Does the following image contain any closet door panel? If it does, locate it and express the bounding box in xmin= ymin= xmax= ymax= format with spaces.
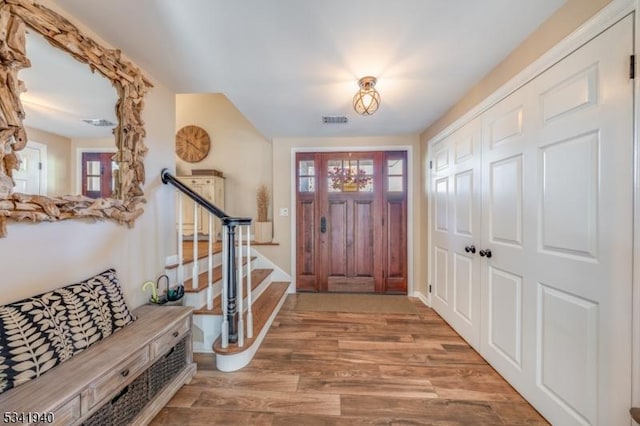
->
xmin=434 ymin=246 xmax=449 ymax=305
xmin=434 ymin=177 xmax=449 ymax=232
xmin=453 ymin=253 xmax=473 ymax=323
xmin=431 ymin=119 xmax=482 ymax=349
xmin=488 ymin=266 xmax=522 ymax=369
xmin=527 ymin=16 xmax=633 ymax=425
xmin=537 ymin=284 xmax=598 ymax=423
xmin=431 ymin=141 xmax=452 ymax=311
xmin=480 ymin=85 xmax=532 ymax=394
xmin=454 ymin=170 xmax=473 ymax=236
xmin=488 ymin=155 xmax=523 ymax=247
xmin=539 ymin=132 xmax=598 ymax=258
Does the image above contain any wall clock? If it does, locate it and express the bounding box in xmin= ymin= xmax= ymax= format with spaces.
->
xmin=175 ymin=125 xmax=211 ymax=163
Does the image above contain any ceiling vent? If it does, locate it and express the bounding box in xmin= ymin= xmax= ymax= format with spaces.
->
xmin=322 ymin=116 xmax=348 ymax=124
xmin=82 ymin=118 xmax=115 ymax=127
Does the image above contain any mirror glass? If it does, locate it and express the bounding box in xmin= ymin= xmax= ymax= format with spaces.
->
xmin=17 ymin=30 xmax=119 ymax=198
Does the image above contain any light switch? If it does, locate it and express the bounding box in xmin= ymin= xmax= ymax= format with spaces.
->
xmin=279 ymin=207 xmax=289 ymax=217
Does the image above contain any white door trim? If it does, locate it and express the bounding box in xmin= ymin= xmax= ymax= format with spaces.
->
xmin=290 ymin=145 xmax=415 ymax=296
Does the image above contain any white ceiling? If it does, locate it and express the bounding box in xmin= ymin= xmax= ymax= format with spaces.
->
xmin=47 ymin=0 xmax=565 ymax=139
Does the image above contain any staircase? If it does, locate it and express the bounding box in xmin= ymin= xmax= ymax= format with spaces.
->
xmin=161 ymin=170 xmax=291 ymax=372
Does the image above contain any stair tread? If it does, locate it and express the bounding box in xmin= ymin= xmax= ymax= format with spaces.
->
xmin=184 ymin=256 xmax=256 ymax=293
xmin=213 ymin=281 xmax=289 ymax=355
xmin=193 ymin=268 xmax=273 ymax=315
xmin=166 ymin=241 xmax=223 ymax=269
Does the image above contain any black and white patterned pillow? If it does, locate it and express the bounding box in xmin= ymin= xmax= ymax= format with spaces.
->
xmin=0 ymin=269 xmax=135 ymax=394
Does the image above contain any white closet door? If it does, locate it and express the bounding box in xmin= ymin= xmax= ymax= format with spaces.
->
xmin=431 ymin=118 xmax=482 ymax=349
xmin=13 ymin=143 xmax=45 ymax=195
xmin=479 ymin=79 xmax=531 ymax=385
xmin=481 ymin=15 xmax=633 ymax=425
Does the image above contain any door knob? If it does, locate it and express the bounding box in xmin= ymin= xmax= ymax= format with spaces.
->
xmin=320 ymin=216 xmax=327 ymax=233
xmin=464 ymin=245 xmax=476 ymax=254
xmin=479 ymin=249 xmax=492 ymax=258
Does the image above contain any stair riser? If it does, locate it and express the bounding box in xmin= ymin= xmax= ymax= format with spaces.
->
xmin=181 ymin=252 xmax=223 ymax=280
xmin=184 ymin=280 xmax=222 ymax=308
xmin=191 ymin=270 xmax=273 ymax=318
xmin=191 ymin=272 xmax=273 ymax=354
xmin=242 ymin=272 xmax=273 ymax=309
xmin=185 ymin=248 xmax=253 ymax=273
xmin=182 ymin=260 xmax=256 ymax=302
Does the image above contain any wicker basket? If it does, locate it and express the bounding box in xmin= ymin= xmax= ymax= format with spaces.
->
xmin=148 ymin=336 xmax=187 ymax=399
xmin=82 ymin=371 xmax=149 ymax=426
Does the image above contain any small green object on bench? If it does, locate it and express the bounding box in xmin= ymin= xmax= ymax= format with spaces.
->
xmin=0 ymin=268 xmax=136 ymax=395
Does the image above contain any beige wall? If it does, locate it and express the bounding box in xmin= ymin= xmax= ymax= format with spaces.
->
xmin=176 ymin=94 xmax=272 ymax=227
xmin=0 ymin=1 xmax=177 ymax=310
xmin=25 ymin=126 xmax=72 ymax=196
xmin=271 ymin=135 xmax=426 ymax=294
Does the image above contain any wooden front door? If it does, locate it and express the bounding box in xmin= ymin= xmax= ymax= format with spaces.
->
xmin=296 ymin=151 xmax=407 ymax=293
xmin=81 ymin=152 xmax=115 ymax=199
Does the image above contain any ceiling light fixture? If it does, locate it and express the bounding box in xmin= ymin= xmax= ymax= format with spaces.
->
xmin=353 ymin=76 xmax=380 ymax=116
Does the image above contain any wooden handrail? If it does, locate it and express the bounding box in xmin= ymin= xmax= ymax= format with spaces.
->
xmin=162 ymin=168 xmax=253 ymax=348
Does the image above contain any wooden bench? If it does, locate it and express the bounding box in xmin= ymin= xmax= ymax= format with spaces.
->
xmin=0 ymin=305 xmax=196 ymax=425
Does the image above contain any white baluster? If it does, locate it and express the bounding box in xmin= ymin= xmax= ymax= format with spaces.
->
xmin=221 ymin=225 xmax=229 ymax=349
xmin=192 ymin=202 xmax=199 ymax=290
xmin=237 ymin=226 xmax=244 ymax=347
xmin=246 ymin=225 xmax=253 ymax=338
xmin=177 ymin=193 xmax=184 ymax=286
xmin=207 ymin=214 xmax=213 ymax=311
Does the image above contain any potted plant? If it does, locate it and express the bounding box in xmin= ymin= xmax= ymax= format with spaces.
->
xmin=255 ymin=184 xmax=272 ymax=243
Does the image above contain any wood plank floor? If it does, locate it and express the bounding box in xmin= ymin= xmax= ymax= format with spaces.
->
xmin=152 ymin=295 xmax=549 ymax=425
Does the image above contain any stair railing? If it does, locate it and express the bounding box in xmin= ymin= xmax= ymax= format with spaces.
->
xmin=161 ymin=169 xmax=253 ymax=347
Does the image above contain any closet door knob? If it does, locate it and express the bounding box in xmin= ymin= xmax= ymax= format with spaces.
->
xmin=464 ymin=245 xmax=476 ymax=254
xmin=479 ymin=249 xmax=492 ymax=258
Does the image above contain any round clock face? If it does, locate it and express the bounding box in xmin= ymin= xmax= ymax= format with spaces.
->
xmin=175 ymin=125 xmax=211 ymax=163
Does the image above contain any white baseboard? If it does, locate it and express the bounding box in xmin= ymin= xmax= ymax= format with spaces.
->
xmin=413 ymin=291 xmax=430 ymax=308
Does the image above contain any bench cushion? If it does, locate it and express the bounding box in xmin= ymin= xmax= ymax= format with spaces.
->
xmin=0 ymin=269 xmax=135 ymax=394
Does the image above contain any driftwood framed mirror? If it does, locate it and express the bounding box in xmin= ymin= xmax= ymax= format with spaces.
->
xmin=0 ymin=0 xmax=152 ymax=237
